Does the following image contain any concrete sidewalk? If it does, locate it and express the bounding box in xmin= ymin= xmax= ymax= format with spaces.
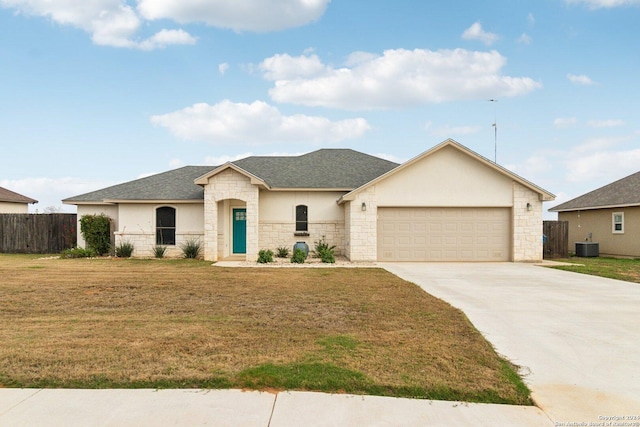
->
xmin=0 ymin=388 xmax=552 ymax=426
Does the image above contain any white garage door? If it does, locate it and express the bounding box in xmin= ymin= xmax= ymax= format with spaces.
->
xmin=377 ymin=207 xmax=511 ymax=261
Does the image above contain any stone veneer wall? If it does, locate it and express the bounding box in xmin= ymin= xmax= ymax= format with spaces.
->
xmin=258 ymin=221 xmax=345 ymax=256
xmin=203 ymin=169 xmax=259 ymax=261
xmin=344 ymin=187 xmax=378 ymax=261
xmin=114 ymin=232 xmax=203 ymax=258
xmin=512 ymin=182 xmax=543 ymax=262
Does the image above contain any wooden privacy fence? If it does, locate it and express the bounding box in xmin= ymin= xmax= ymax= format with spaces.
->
xmin=0 ymin=214 xmax=77 ymax=254
xmin=543 ymin=220 xmax=568 ymax=259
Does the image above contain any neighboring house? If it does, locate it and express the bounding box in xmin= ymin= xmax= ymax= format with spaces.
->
xmin=549 ymin=171 xmax=640 ymax=257
xmin=0 ymin=186 xmax=38 ymax=213
xmin=63 ymin=139 xmax=555 ymax=262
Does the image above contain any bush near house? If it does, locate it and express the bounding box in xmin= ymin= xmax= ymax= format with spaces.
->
xmin=79 ymin=214 xmax=111 ymax=256
xmin=257 ymin=249 xmax=274 ymax=263
xmin=313 ymin=238 xmax=336 ymax=264
xmin=291 ymin=248 xmax=307 ymax=264
xmin=180 ymin=239 xmax=202 ymax=259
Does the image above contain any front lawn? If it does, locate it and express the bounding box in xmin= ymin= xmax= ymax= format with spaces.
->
xmin=548 ymin=256 xmax=640 ymax=283
xmin=0 ymin=255 xmax=531 ymax=405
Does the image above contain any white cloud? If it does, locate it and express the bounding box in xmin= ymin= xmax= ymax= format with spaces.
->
xmin=0 ymin=177 xmax=115 ymax=213
xmin=259 ymin=53 xmax=326 ymax=80
xmin=567 ymin=73 xmax=596 ymax=85
xmin=461 ymin=22 xmax=499 ymax=46
xmin=563 ymin=134 xmax=640 ymax=183
xmin=261 ymin=49 xmax=542 ymax=110
xmin=527 ymin=13 xmax=536 ymax=26
xmin=565 ymin=148 xmax=640 ymax=182
xmin=0 ymin=0 xmax=197 ymax=50
xmin=517 ymin=33 xmax=532 ymax=44
xmin=137 ymin=0 xmax=330 ymax=32
xmin=218 ymin=63 xmax=230 ymax=75
xmin=138 ymin=29 xmax=197 ymax=50
xmin=150 ymin=100 xmax=371 ymax=144
xmin=565 ymin=0 xmax=640 ymax=8
xmin=587 ymin=119 xmax=625 ymax=128
xmin=554 ymin=117 xmax=578 ymax=128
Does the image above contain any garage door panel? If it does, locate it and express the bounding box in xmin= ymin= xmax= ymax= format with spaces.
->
xmin=378 ymin=207 xmax=510 ymax=261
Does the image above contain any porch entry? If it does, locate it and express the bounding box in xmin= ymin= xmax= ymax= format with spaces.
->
xmin=232 ymin=208 xmax=247 ymax=254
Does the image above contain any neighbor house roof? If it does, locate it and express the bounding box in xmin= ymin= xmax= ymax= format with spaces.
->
xmin=0 ymin=186 xmax=38 ymax=204
xmin=63 ymin=149 xmax=400 ymax=204
xmin=549 ymin=170 xmax=640 ymax=212
xmin=339 ymin=139 xmax=555 ymax=203
xmin=196 ymin=149 xmax=399 ymax=189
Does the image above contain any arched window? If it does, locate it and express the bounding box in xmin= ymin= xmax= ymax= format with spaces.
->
xmin=156 ymin=206 xmax=176 ymax=245
xmin=296 ymin=205 xmax=308 ymax=233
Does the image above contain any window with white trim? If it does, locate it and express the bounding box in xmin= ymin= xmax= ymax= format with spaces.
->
xmin=612 ymin=212 xmax=624 ymax=234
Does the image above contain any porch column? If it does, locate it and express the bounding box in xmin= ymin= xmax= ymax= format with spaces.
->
xmin=204 ymin=188 xmax=218 ymax=261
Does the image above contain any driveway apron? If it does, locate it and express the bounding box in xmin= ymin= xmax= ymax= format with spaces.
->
xmin=380 ymin=262 xmax=640 ymax=424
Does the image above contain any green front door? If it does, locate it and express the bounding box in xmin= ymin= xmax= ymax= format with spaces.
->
xmin=232 ymin=208 xmax=247 ymax=254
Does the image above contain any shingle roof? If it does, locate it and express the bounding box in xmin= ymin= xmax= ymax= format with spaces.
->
xmin=63 ymin=149 xmax=400 ymax=204
xmin=232 ymin=149 xmax=399 ymax=189
xmin=549 ymin=170 xmax=640 ymax=212
xmin=63 ymin=166 xmax=214 ymax=203
xmin=0 ymin=186 xmax=38 ymax=204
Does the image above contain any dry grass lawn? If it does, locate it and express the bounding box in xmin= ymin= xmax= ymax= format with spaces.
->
xmin=0 ymin=255 xmax=531 ymax=404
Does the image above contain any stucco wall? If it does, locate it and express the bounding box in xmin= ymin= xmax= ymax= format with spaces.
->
xmin=114 ymin=203 xmax=204 ymax=258
xmin=343 ymin=146 xmax=545 ymax=262
xmin=0 ymin=202 xmax=29 ymax=214
xmin=76 ymin=204 xmax=119 ymax=249
xmin=374 ymin=145 xmax=514 ymax=207
xmin=558 ymin=206 xmax=640 ymax=257
xmin=257 ymin=191 xmax=346 ymax=256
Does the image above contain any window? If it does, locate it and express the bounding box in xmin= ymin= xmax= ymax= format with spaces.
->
xmin=156 ymin=206 xmax=176 ymax=245
xmin=612 ymin=212 xmax=624 ymax=234
xmin=295 ymin=204 xmax=308 ymax=234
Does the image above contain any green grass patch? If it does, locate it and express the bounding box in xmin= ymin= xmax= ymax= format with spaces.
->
xmin=548 ymin=256 xmax=640 ymax=283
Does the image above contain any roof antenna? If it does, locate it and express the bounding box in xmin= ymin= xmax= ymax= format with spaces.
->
xmin=488 ymin=99 xmax=498 ymax=163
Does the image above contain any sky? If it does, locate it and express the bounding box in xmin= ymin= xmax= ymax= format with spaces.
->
xmin=1 ymin=0 xmax=639 ymax=218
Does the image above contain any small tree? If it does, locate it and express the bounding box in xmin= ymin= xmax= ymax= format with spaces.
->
xmin=79 ymin=214 xmax=111 ymax=256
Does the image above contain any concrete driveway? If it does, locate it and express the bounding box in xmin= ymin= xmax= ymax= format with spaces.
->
xmin=380 ymin=262 xmax=640 ymax=424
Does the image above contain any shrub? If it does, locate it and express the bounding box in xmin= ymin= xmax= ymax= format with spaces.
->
xmin=314 ymin=237 xmax=336 ymax=263
xmin=79 ymin=214 xmax=111 ymax=256
xmin=276 ymin=246 xmax=290 ymax=258
xmin=291 ymin=248 xmax=307 ymax=264
xmin=152 ymin=245 xmax=167 ymax=258
xmin=180 ymin=239 xmax=202 ymax=259
xmin=60 ymin=247 xmax=95 ymax=259
xmin=257 ymin=249 xmax=274 ymax=264
xmin=115 ymin=241 xmax=134 ymax=258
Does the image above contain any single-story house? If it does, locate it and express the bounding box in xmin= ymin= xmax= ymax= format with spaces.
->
xmin=63 ymin=139 xmax=555 ymax=262
xmin=0 ymin=186 xmax=38 ymax=213
xmin=549 ymin=170 xmax=640 ymax=257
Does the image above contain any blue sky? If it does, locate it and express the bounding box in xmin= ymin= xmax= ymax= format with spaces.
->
xmin=1 ymin=0 xmax=639 ymax=217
